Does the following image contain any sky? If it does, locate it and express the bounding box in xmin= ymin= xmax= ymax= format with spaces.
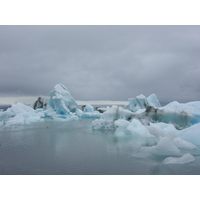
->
xmin=0 ymin=25 xmax=200 ymax=104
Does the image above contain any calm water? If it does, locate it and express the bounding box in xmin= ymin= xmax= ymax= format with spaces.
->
xmin=0 ymin=119 xmax=200 ymax=175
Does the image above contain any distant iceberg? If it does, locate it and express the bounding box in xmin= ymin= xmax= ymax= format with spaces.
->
xmin=126 ymin=93 xmax=161 ymax=112
xmin=77 ymin=104 xmax=100 ymax=119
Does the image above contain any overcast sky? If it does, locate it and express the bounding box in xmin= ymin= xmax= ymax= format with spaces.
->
xmin=0 ymin=25 xmax=200 ymax=104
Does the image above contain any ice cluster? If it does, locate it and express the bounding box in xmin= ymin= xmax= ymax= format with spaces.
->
xmin=92 ymin=93 xmax=200 ymax=164
xmin=0 ymin=83 xmax=200 ymax=165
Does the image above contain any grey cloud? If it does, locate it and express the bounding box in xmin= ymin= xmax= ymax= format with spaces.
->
xmin=0 ymin=25 xmax=200 ymax=103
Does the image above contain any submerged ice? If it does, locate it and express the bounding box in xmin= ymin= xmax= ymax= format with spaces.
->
xmin=0 ymin=83 xmax=200 ymax=166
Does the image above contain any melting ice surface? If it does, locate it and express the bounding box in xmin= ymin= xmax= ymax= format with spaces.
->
xmin=0 ymin=83 xmax=200 ymax=175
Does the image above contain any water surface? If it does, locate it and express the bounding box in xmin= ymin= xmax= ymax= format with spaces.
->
xmin=0 ymin=119 xmax=200 ymax=175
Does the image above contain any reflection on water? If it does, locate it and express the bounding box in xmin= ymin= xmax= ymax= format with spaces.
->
xmin=0 ymin=119 xmax=200 ymax=175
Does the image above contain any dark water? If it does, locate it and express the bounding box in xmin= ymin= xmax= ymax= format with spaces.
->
xmin=0 ymin=119 xmax=200 ymax=175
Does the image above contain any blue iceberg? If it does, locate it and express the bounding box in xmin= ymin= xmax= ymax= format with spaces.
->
xmin=48 ymin=83 xmax=78 ymax=115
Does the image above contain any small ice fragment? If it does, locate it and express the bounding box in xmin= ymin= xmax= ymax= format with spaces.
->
xmin=163 ymin=153 xmax=195 ymax=164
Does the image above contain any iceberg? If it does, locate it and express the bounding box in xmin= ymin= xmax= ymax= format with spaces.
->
xmin=127 ymin=94 xmax=149 ymax=112
xmin=162 ymin=153 xmax=195 ymax=164
xmin=173 ymin=137 xmax=197 ymax=149
xmin=0 ymin=102 xmax=44 ymax=126
xmin=136 ymin=106 xmax=196 ymax=129
xmin=83 ymin=104 xmax=94 ymax=113
xmin=162 ymin=101 xmax=200 ymax=124
xmin=149 ymin=132 xmax=181 ymax=156
xmin=48 ymin=83 xmax=78 ymax=115
xmin=114 ymin=119 xmax=130 ymax=136
xmin=126 ymin=93 xmax=161 ymax=112
xmin=127 ymin=119 xmax=154 ymax=138
xmin=92 ymin=119 xmax=115 ymax=130
xmin=79 ymin=104 xmax=100 ymax=119
xmin=92 ymin=105 xmax=134 ymax=130
xmin=147 ymin=93 xmax=161 ymax=107
xmin=178 ymin=123 xmax=200 ymax=146
xmin=101 ymin=105 xmax=133 ymax=121
xmin=113 ymin=119 xmax=157 ymax=148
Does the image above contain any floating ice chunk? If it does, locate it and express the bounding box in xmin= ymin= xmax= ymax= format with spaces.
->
xmin=162 ymin=101 xmax=200 ymax=124
xmin=7 ymin=102 xmax=36 ymax=115
xmin=137 ymin=106 xmax=195 ymax=129
xmin=83 ymin=104 xmax=94 ymax=113
xmin=76 ymin=108 xmax=83 ymax=117
xmin=101 ymin=105 xmax=133 ymax=121
xmin=150 ymin=122 xmax=178 ymax=135
xmin=76 ymin=104 xmax=101 ymax=119
xmin=114 ymin=119 xmax=130 ymax=128
xmin=173 ymin=137 xmax=197 ymax=149
xmin=163 ymin=153 xmax=195 ymax=164
xmin=178 ymin=123 xmax=200 ymax=146
xmin=101 ymin=105 xmax=119 ymax=120
xmin=92 ymin=119 xmax=115 ymax=130
xmin=114 ymin=119 xmax=131 ymax=136
xmin=136 ymin=94 xmax=149 ymax=108
xmin=92 ymin=106 xmax=134 ymax=129
xmin=4 ymin=113 xmax=44 ymax=126
xmin=127 ymin=119 xmax=154 ymax=138
xmin=79 ymin=104 xmax=101 ymax=118
xmin=114 ymin=119 xmax=156 ymax=147
xmin=146 ymin=126 xmax=164 ymax=141
xmin=127 ymin=94 xmax=149 ymax=112
xmin=146 ymin=122 xmax=177 ymax=141
xmin=128 ymin=98 xmax=142 ymax=112
xmin=80 ymin=112 xmax=100 ymax=119
xmin=147 ymin=93 xmax=161 ymax=107
xmin=49 ymin=83 xmax=78 ymax=115
xmin=162 ymin=101 xmax=200 ymax=116
xmin=150 ymin=132 xmax=181 ymax=156
xmin=0 ymin=102 xmax=44 ymax=126
xmin=135 ymin=108 xmax=146 ymax=114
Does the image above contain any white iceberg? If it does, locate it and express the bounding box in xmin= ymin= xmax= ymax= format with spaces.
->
xmin=147 ymin=93 xmax=161 ymax=108
xmin=178 ymin=123 xmax=200 ymax=146
xmin=173 ymin=137 xmax=197 ymax=149
xmin=127 ymin=119 xmax=154 ymax=138
xmin=101 ymin=105 xmax=133 ymax=121
xmin=162 ymin=101 xmax=200 ymax=124
xmin=149 ymin=132 xmax=181 ymax=156
xmin=147 ymin=122 xmax=197 ymax=149
xmin=163 ymin=153 xmax=195 ymax=164
xmin=0 ymin=102 xmax=44 ymax=126
xmin=114 ymin=119 xmax=132 ymax=136
xmin=92 ymin=105 xmax=134 ymax=130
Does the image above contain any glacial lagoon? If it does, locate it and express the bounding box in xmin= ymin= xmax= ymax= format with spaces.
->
xmin=1 ymin=119 xmax=200 ymax=175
